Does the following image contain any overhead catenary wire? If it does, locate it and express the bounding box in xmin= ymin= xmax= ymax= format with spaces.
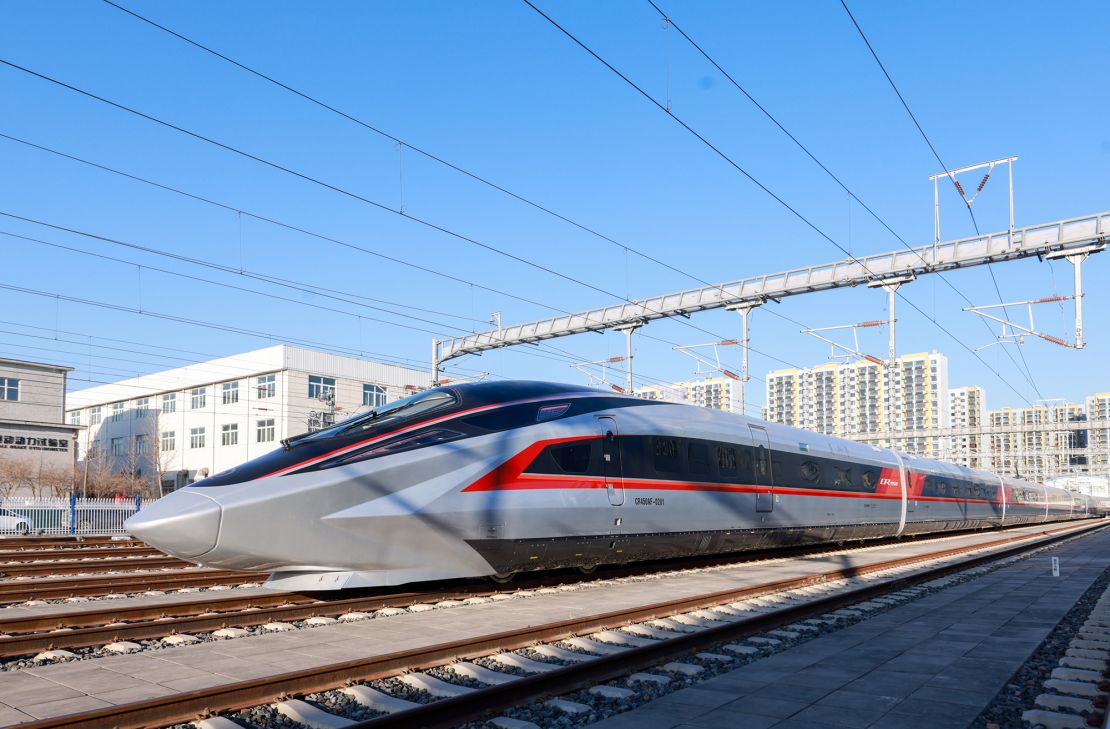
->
xmin=646 ymin=0 xmax=1043 ymax=400
xmin=0 ymin=58 xmax=667 ymax=315
xmin=0 ymin=132 xmax=802 ymax=378
xmin=0 ymin=226 xmax=464 ymax=339
xmin=99 ymin=0 xmax=726 ymax=296
xmin=836 ymin=0 xmax=1044 ymax=401
xmin=520 ymin=0 xmax=1037 ymax=408
xmin=0 ymin=318 xmax=450 ymax=380
xmin=95 ymin=0 xmax=834 ymax=385
xmin=0 ymin=132 xmax=561 ymax=317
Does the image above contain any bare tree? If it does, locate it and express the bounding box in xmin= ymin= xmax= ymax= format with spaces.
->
xmin=82 ymin=445 xmax=120 ymax=498
xmin=0 ymin=461 xmax=34 ymax=499
xmin=146 ymin=413 xmax=172 ymax=498
xmin=37 ymin=465 xmax=74 ymax=497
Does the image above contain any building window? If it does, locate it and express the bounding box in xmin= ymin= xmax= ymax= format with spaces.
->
xmin=68 ymin=410 xmax=80 ymax=425
xmin=0 ymin=378 xmax=18 ymax=401
xmin=161 ymin=431 xmax=175 ymax=452
xmin=363 ymin=384 xmax=387 ymax=408
xmin=190 ymin=388 xmax=207 ymax=409
xmin=190 ymin=427 xmax=205 ymax=449
xmin=221 ymin=423 xmax=239 ymax=446
xmin=257 ymin=418 xmax=275 ymax=443
xmin=256 ymin=374 xmax=276 ymax=399
xmin=110 ymin=437 xmax=124 ymax=457
xmin=308 ymin=375 xmax=335 ymax=400
xmin=135 ymin=434 xmax=149 ymax=456
xmin=111 ymin=403 xmax=125 ymax=422
xmin=222 ymin=381 xmax=239 ymax=404
xmin=90 ymin=406 xmax=102 ymax=425
xmin=162 ymin=393 xmax=177 ymax=413
xmin=135 ymin=398 xmax=149 ymax=417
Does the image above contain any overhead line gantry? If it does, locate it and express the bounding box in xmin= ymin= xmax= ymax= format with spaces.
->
xmin=432 ymin=211 xmax=1108 ymax=393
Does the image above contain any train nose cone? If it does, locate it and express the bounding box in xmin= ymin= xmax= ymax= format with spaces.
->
xmin=125 ymin=490 xmax=221 ymax=559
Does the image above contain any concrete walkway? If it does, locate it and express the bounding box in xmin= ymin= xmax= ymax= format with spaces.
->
xmin=0 ymin=523 xmax=1098 ymax=724
xmin=589 ymin=526 xmax=1110 ymax=729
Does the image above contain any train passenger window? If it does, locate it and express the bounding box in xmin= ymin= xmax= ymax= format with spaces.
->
xmin=687 ymin=442 xmax=711 ymax=476
xmin=771 ymin=459 xmax=784 ymax=486
xmin=834 ymin=466 xmax=853 ymax=490
xmin=861 ymin=469 xmax=878 ymax=490
xmin=753 ymin=445 xmax=771 ymax=482
xmin=551 ymin=443 xmax=592 ymax=474
xmin=799 ymin=460 xmax=822 ymax=484
xmin=936 ymin=480 xmax=949 ymax=497
xmin=716 ymin=446 xmax=737 ymax=478
xmin=653 ymin=437 xmax=680 ymax=474
xmin=739 ymin=447 xmax=755 ymax=481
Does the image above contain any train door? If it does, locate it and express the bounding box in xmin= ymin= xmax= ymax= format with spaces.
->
xmin=749 ymin=425 xmax=773 ymax=512
xmin=597 ymin=416 xmax=624 ymax=507
xmin=890 ymin=450 xmax=909 ymax=536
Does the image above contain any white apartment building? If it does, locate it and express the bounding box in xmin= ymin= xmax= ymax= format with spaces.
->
xmin=635 ymin=377 xmax=738 ymax=412
xmin=1087 ymin=393 xmax=1110 ymax=473
xmin=949 ymin=386 xmax=988 ymax=469
xmin=989 ymin=402 xmax=1086 ymax=482
xmin=764 ymin=353 xmax=950 ymax=458
xmin=66 ymin=345 xmax=430 ymax=494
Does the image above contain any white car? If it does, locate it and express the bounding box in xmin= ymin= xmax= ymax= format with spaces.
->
xmin=0 ymin=510 xmax=31 ymax=535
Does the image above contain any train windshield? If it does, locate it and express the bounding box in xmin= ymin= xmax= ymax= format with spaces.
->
xmin=292 ymin=388 xmax=459 ymax=445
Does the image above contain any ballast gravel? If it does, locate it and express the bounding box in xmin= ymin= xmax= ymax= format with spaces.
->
xmin=464 ymin=534 xmax=1094 ymax=729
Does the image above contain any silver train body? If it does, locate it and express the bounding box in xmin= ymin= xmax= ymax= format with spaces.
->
xmin=126 ymin=381 xmax=1099 ymax=591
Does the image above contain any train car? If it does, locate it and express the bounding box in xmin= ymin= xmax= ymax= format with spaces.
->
xmin=125 ymin=381 xmax=1094 ymax=590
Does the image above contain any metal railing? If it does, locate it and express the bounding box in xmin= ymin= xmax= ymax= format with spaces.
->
xmin=0 ymin=495 xmax=142 ymax=535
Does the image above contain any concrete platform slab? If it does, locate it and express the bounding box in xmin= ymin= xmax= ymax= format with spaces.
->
xmin=0 ymin=522 xmax=1099 ymax=722
xmin=588 ymin=524 xmax=1110 ymax=729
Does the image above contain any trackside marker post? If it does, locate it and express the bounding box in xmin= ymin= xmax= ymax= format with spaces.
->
xmin=1052 ymin=557 xmax=1060 ymax=577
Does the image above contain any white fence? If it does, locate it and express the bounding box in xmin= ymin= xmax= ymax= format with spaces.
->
xmin=0 ymin=496 xmax=142 ymax=536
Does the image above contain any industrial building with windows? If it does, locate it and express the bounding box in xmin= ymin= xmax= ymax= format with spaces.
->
xmin=66 ymin=345 xmax=430 ymax=494
xmin=0 ymin=358 xmax=80 ymax=496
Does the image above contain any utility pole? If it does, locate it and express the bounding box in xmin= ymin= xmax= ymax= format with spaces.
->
xmin=725 ymin=302 xmax=760 ymax=416
xmin=613 ymin=323 xmax=642 ymax=394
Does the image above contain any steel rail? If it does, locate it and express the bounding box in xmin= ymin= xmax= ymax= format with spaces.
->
xmin=0 ymin=570 xmax=258 ymax=603
xmin=354 ymin=519 xmax=1110 ymax=729
xmin=0 ymin=540 xmax=910 ymax=654
xmin=0 ymin=546 xmax=163 ymax=562
xmin=0 ymin=537 xmax=142 ymax=548
xmin=0 ymin=556 xmax=191 ymax=578
xmin=0 ymin=523 xmax=1050 ymax=654
xmin=14 ymin=519 xmax=1104 ymax=729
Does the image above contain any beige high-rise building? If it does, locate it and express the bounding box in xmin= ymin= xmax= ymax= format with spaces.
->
xmin=764 ymin=352 xmax=949 ymax=458
xmin=635 ymin=377 xmax=738 ymax=412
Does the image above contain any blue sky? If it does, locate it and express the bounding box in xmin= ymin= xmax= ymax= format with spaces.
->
xmin=1 ymin=0 xmax=1107 ymax=414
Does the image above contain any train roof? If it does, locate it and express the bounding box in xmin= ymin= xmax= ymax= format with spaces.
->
xmin=442 ymin=380 xmax=614 ymax=407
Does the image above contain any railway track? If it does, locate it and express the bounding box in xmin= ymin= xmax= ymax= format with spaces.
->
xmin=0 ymin=569 xmax=258 ymax=603
xmin=0 ymin=545 xmax=164 ymax=562
xmin=13 ymin=519 xmax=1105 ymax=729
xmin=0 ymin=555 xmax=190 ymax=578
xmin=0 ymin=536 xmax=142 ymax=549
xmin=0 ymin=522 xmax=1070 ymax=659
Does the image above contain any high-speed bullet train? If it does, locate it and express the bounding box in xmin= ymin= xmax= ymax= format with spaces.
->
xmin=126 ymin=380 xmax=1099 ymax=591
